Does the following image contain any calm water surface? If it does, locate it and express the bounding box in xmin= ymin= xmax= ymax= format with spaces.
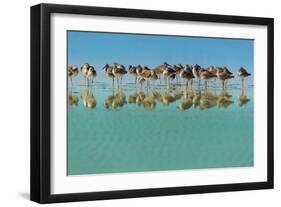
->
xmin=67 ymin=76 xmax=254 ymax=175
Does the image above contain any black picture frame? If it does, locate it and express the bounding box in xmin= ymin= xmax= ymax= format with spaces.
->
xmin=30 ymin=3 xmax=274 ymax=204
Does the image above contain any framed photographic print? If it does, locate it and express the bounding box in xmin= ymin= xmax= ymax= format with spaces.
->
xmin=30 ymin=3 xmax=274 ymax=203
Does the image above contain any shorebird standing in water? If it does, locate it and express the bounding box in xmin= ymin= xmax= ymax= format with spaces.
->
xmin=152 ymin=64 xmax=164 ymax=84
xmin=128 ymin=65 xmax=137 ymax=84
xmin=162 ymin=62 xmax=175 ymax=88
xmin=173 ymin=64 xmax=182 ymax=84
xmin=216 ymin=68 xmax=234 ymax=89
xmin=86 ymin=65 xmax=96 ymax=86
xmin=68 ymin=65 xmax=78 ymax=85
xmin=145 ymin=63 xmax=171 ymax=86
xmin=179 ymin=65 xmax=194 ymax=88
xmin=237 ymin=67 xmax=251 ymax=89
xmin=112 ymin=62 xmax=127 ymax=87
xmin=139 ymin=66 xmax=151 ymax=88
xmin=192 ymin=64 xmax=202 ymax=87
xmin=80 ymin=63 xmax=90 ymax=85
xmin=149 ymin=70 xmax=159 ymax=87
xmin=80 ymin=63 xmax=96 ymax=86
xmin=103 ymin=64 xmax=115 ymax=88
xmin=136 ymin=66 xmax=158 ymax=89
xmin=199 ymin=68 xmax=216 ymax=89
xmin=138 ymin=66 xmax=155 ymax=88
xmin=136 ymin=65 xmax=143 ymax=77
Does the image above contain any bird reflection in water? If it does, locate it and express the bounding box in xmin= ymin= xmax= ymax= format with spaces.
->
xmin=217 ymin=89 xmax=234 ymax=109
xmin=68 ymin=91 xmax=79 ymax=107
xmin=237 ymin=88 xmax=251 ymax=107
xmin=178 ymin=90 xmax=193 ymax=111
xmin=80 ymin=87 xmax=96 ymax=109
xmin=160 ymin=91 xmax=178 ymax=106
xmin=177 ymin=88 xmax=234 ymax=111
xmin=198 ymin=90 xmax=217 ymax=110
xmin=128 ymin=90 xmax=157 ymax=110
xmin=70 ymin=85 xmax=248 ymax=111
xmin=104 ymin=89 xmax=127 ymax=109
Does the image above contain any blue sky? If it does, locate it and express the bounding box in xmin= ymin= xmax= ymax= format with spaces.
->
xmin=68 ymin=31 xmax=253 ymax=73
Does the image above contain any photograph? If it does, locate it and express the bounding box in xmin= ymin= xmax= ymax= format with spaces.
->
xmin=67 ymin=31 xmax=254 ymax=176
xmin=30 ymin=3 xmax=274 ymax=203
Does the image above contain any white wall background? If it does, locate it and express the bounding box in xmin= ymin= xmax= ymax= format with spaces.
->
xmin=0 ymin=0 xmax=279 ymax=206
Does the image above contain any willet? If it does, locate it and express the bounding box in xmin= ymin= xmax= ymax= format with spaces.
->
xmin=192 ymin=64 xmax=202 ymax=87
xmin=199 ymin=68 xmax=216 ymax=89
xmin=86 ymin=66 xmax=96 ymax=86
xmin=139 ymin=67 xmax=152 ymax=88
xmin=103 ymin=64 xmax=115 ymax=88
xmin=128 ymin=65 xmax=137 ymax=84
xmin=173 ymin=64 xmax=182 ymax=84
xmin=179 ymin=65 xmax=194 ymax=88
xmin=149 ymin=70 xmax=159 ymax=87
xmin=80 ymin=63 xmax=90 ymax=85
xmin=216 ymin=68 xmax=234 ymax=89
xmin=68 ymin=65 xmax=78 ymax=85
xmin=162 ymin=62 xmax=175 ymax=88
xmin=152 ymin=64 xmax=164 ymax=84
xmin=112 ymin=63 xmax=127 ymax=87
xmin=237 ymin=67 xmax=251 ymax=89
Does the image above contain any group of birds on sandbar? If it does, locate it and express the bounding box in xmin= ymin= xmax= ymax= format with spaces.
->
xmin=68 ymin=62 xmax=251 ymax=89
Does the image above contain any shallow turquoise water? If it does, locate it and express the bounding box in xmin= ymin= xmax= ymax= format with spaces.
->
xmin=67 ymin=77 xmax=254 ymax=175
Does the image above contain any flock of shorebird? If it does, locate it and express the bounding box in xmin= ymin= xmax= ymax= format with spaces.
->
xmin=68 ymin=62 xmax=251 ymax=89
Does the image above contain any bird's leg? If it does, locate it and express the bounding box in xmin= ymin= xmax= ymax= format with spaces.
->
xmin=112 ymin=78 xmax=114 ymax=89
xmin=92 ymin=80 xmax=94 ymax=88
xmin=222 ymin=80 xmax=225 ymax=90
xmin=205 ymin=80 xmax=207 ymax=90
xmin=242 ymin=78 xmax=245 ymax=90
xmin=117 ymin=77 xmax=119 ymax=88
xmin=169 ymin=78 xmax=171 ymax=89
